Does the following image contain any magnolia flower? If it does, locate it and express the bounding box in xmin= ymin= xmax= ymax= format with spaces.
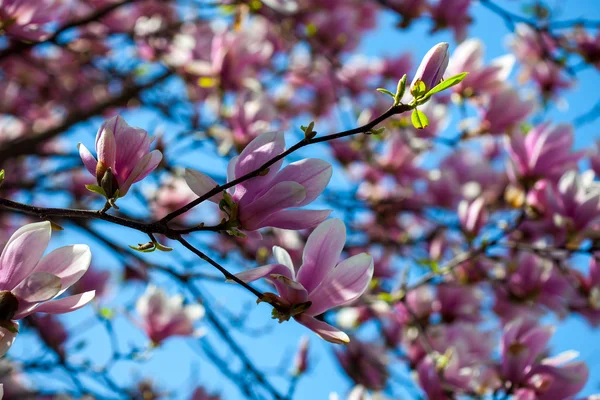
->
xmin=79 ymin=115 xmax=162 ymax=199
xmin=0 ymin=221 xmax=95 ymax=356
xmin=501 ymin=319 xmax=589 ymax=398
xmin=506 ymin=123 xmax=582 ymax=184
xmin=191 ymin=387 xmax=221 ymax=400
xmin=186 ymin=131 xmax=332 ymax=233
xmin=0 ymin=0 xmax=60 ymax=41
xmin=546 ymin=171 xmax=600 ymax=241
xmin=136 ymin=285 xmax=205 ymax=345
xmin=446 ymin=38 xmax=514 ymax=98
xmin=458 ymin=196 xmax=488 ymax=237
xmin=430 ymin=0 xmax=472 ymax=42
xmin=335 ymin=339 xmax=389 ymax=390
xmin=234 ymin=218 xmax=374 ymax=343
xmin=480 ymin=86 xmax=535 ymax=135
xmin=411 ymin=42 xmax=449 ymax=93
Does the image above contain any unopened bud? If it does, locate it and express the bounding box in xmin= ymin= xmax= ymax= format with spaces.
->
xmin=411 ymin=42 xmax=449 ymax=95
xmin=292 ymin=336 xmax=309 ymax=376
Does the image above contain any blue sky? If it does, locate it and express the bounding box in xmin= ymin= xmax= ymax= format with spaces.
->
xmin=10 ymin=1 xmax=600 ymax=399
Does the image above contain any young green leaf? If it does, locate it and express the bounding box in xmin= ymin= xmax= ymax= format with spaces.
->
xmin=411 ymin=109 xmax=429 ymax=129
xmin=425 ymin=72 xmax=468 ymax=97
xmin=394 ymin=74 xmax=407 ymax=105
xmin=376 ymin=88 xmax=396 ymax=99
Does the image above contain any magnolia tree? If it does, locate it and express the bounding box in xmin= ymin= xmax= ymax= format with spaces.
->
xmin=0 ymin=0 xmax=599 ymax=399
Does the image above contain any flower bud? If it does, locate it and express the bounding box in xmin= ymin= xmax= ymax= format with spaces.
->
xmin=411 ymin=42 xmax=450 ymax=93
xmin=292 ymin=336 xmax=309 ymax=376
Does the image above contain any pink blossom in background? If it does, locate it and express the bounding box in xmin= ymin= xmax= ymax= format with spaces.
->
xmin=429 ymin=0 xmax=472 ymax=42
xmin=334 ymin=339 xmax=388 ymax=390
xmin=234 ymin=218 xmax=373 ymax=343
xmin=78 ymin=115 xmax=163 ymax=198
xmin=458 ymin=196 xmax=488 ymax=238
xmin=479 ymin=86 xmax=535 ymax=135
xmin=0 ymin=221 xmax=95 ymax=356
xmin=0 ymin=0 xmax=62 ymax=41
xmin=136 ymin=285 xmax=205 ymax=345
xmin=446 ymin=38 xmax=514 ymax=98
xmin=185 ymin=131 xmax=332 ymax=232
xmin=506 ymin=123 xmax=582 ymax=184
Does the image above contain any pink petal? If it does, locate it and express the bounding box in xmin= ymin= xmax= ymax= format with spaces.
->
xmin=184 ymin=168 xmax=222 ymax=204
xmin=233 ymin=263 xmax=293 ymax=283
xmin=306 ymin=253 xmax=374 ymax=316
xmin=258 ymin=209 xmax=331 ymax=230
xmin=294 ymin=314 xmax=349 ymax=344
xmin=234 ymin=131 xmax=285 ymax=179
xmin=34 ymin=245 xmax=91 ymax=295
xmin=120 ymin=150 xmax=162 ymax=196
xmin=270 ymin=274 xmax=309 ymax=304
xmin=239 ymin=181 xmax=306 ymax=231
xmin=78 ymin=143 xmax=98 ymax=177
xmin=234 ymin=131 xmax=285 ymax=204
xmin=269 ymin=159 xmax=332 ymax=206
xmin=296 ymin=218 xmax=346 ymax=293
xmin=12 ymin=271 xmax=62 ymax=317
xmin=0 ymin=222 xmax=51 ymax=290
xmin=273 ymin=246 xmax=294 ymax=273
xmin=0 ymin=324 xmax=18 ymax=357
xmin=95 ymin=121 xmax=117 ymax=169
xmin=25 ymin=291 xmax=96 ymax=315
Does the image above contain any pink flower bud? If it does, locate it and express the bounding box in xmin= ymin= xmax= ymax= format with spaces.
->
xmin=411 ymin=42 xmax=450 ymax=92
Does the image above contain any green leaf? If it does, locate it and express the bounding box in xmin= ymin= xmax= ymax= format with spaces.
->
xmin=410 ymin=79 xmax=427 ymax=98
xmin=85 ymin=184 xmax=107 ymax=197
xmin=411 ymin=109 xmax=429 ymax=129
xmin=426 ymin=72 xmax=468 ymax=97
xmin=0 ymin=169 xmax=4 ymax=184
xmin=154 ymin=242 xmax=173 ymax=252
xmin=376 ymin=88 xmax=395 ymax=98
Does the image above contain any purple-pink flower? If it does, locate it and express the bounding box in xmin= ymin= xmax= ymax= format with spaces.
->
xmin=185 ymin=131 xmax=332 ymax=232
xmin=446 ymin=38 xmax=514 ymax=98
xmin=79 ymin=115 xmax=163 ymax=199
xmin=500 ymin=319 xmax=589 ymax=399
xmin=411 ymin=42 xmax=450 ymax=93
xmin=0 ymin=221 xmax=95 ymax=356
xmin=136 ymin=285 xmax=205 ymax=345
xmin=506 ymin=123 xmax=582 ymax=184
xmin=480 ymin=86 xmax=535 ymax=135
xmin=458 ymin=196 xmax=488 ymax=238
xmin=234 ymin=218 xmax=374 ymax=343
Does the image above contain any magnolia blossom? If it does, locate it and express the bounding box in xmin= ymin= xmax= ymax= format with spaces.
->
xmin=411 ymin=42 xmax=449 ymax=93
xmin=79 ymin=115 xmax=162 ymax=198
xmin=480 ymin=86 xmax=535 ymax=135
xmin=0 ymin=221 xmax=95 ymax=356
xmin=494 ymin=253 xmax=571 ymax=322
xmin=506 ymin=123 xmax=581 ymax=184
xmin=446 ymin=38 xmax=514 ymax=98
xmin=458 ymin=196 xmax=488 ymax=237
xmin=234 ymin=218 xmax=374 ymax=343
xmin=136 ymin=285 xmax=205 ymax=345
xmin=546 ymin=171 xmax=600 ymax=241
xmin=570 ymin=256 xmax=600 ymax=326
xmin=429 ymin=0 xmax=472 ymax=42
xmin=0 ymin=0 xmax=60 ymax=41
xmin=191 ymin=387 xmax=221 ymax=400
xmin=186 ymin=131 xmax=332 ymax=233
xmin=501 ymin=319 xmax=589 ymax=399
xmin=335 ymin=339 xmax=388 ymax=390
